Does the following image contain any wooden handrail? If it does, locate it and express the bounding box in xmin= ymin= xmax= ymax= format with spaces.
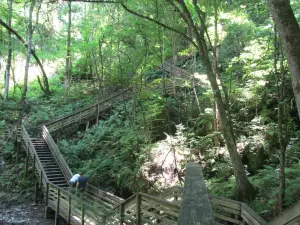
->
xmin=21 ymin=125 xmax=49 ymax=184
xmin=42 ymin=125 xmax=73 ymax=181
xmin=44 ymin=89 xmax=131 ymax=132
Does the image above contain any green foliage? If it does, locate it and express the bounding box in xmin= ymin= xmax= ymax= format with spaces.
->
xmin=59 ymin=103 xmax=153 ymax=194
xmin=206 ymin=176 xmax=236 ymax=199
xmin=249 ymin=165 xmax=300 ymax=218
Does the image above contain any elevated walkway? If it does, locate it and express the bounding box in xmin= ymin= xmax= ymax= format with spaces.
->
xmin=15 ymin=63 xmax=299 ymax=224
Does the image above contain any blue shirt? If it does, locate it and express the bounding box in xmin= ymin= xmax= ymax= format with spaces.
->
xmin=77 ymin=175 xmax=88 ymax=189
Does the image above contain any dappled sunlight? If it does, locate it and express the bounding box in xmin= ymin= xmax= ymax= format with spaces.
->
xmin=141 ymin=133 xmax=188 ymax=190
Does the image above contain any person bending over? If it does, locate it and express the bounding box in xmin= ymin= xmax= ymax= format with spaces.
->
xmin=69 ymin=173 xmax=80 ymax=187
xmin=76 ymin=172 xmax=88 ymax=192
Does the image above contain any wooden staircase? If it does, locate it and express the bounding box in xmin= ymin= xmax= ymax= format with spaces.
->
xmin=31 ymin=138 xmax=69 ymax=188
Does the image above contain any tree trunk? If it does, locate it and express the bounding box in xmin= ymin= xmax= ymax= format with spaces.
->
xmin=268 ymin=0 xmax=300 ymax=120
xmin=65 ymin=1 xmax=72 ymax=93
xmin=201 ymin=50 xmax=255 ymax=200
xmin=18 ymin=0 xmax=36 ymax=126
xmin=278 ymin=39 xmax=286 ymax=212
xmin=4 ymin=0 xmax=13 ymax=101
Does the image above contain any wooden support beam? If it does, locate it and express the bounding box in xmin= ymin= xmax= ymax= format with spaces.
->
xmin=81 ymin=203 xmax=85 ymax=225
xmin=33 ymin=154 xmax=36 ymax=171
xmin=55 ymin=189 xmax=60 ymax=225
xmin=40 ymin=170 xmax=43 ymax=188
xmin=25 ymin=141 xmax=29 ymax=176
xmin=45 ymin=183 xmax=49 ymax=206
xmin=67 ymin=196 xmax=71 ymax=224
xmin=178 ymin=163 xmax=216 ymax=225
xmin=15 ymin=140 xmax=20 ymax=164
xmin=120 ymin=203 xmax=124 ymax=224
xmin=25 ymin=155 xmax=29 ymax=176
xmin=136 ymin=194 xmax=141 ymax=225
xmin=34 ymin=181 xmax=39 ymax=205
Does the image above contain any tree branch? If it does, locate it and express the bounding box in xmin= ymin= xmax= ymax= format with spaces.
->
xmin=120 ymin=2 xmax=198 ymax=48
xmin=0 ymin=18 xmax=51 ymax=96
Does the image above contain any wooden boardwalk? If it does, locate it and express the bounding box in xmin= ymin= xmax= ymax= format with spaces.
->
xmin=16 ymin=67 xmax=298 ymax=224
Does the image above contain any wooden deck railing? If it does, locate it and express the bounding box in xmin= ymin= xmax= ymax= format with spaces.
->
xmin=45 ymin=89 xmax=132 ymax=133
xmin=20 ymin=125 xmax=123 ymax=224
xmin=42 ymin=125 xmax=73 ymax=181
xmin=267 ymin=200 xmax=300 ymax=225
xmin=157 ymin=185 xmax=266 ymax=225
xmin=47 ymin=183 xmax=106 ymax=225
xmin=107 ymin=192 xmax=180 ymax=225
xmin=163 ymin=62 xmax=191 ymax=80
xmin=21 ymin=125 xmax=49 ymax=187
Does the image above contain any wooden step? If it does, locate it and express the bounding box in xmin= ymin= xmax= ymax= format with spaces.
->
xmin=48 ymin=178 xmax=66 ymax=182
xmin=46 ymin=173 xmax=65 ymax=176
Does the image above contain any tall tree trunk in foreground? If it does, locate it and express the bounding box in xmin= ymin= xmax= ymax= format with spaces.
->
xmin=268 ymin=0 xmax=300 ymax=120
xmin=4 ymin=0 xmax=13 ymax=101
xmin=121 ymin=0 xmax=255 ymax=201
xmin=65 ymin=1 xmax=72 ymax=93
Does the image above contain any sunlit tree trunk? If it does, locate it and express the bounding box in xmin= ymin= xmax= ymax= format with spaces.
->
xmin=269 ymin=0 xmax=300 ymax=120
xmin=4 ymin=0 xmax=13 ymax=101
xmin=18 ymin=0 xmax=36 ymax=124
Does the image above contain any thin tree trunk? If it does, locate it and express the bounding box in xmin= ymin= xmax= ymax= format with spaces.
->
xmin=268 ymin=0 xmax=300 ymax=120
xmin=4 ymin=0 xmax=13 ymax=101
xmin=65 ymin=1 xmax=72 ymax=93
xmin=18 ymin=0 xmax=36 ymax=126
xmin=0 ymin=18 xmax=51 ymax=96
xmin=213 ymin=0 xmax=220 ymax=147
xmin=278 ymin=39 xmax=286 ymax=212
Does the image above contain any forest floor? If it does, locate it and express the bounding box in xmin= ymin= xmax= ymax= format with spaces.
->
xmin=0 ymin=196 xmax=55 ymax=225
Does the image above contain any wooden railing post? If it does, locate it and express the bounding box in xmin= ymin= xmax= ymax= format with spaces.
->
xmin=33 ymin=154 xmax=36 ymax=171
xmin=45 ymin=183 xmax=49 ymax=206
xmin=67 ymin=195 xmax=71 ymax=224
xmin=120 ymin=203 xmax=124 ymax=224
xmin=55 ymin=189 xmax=60 ymax=225
xmin=136 ymin=194 xmax=141 ymax=225
xmin=24 ymin=155 xmax=29 ymax=176
xmin=81 ymin=203 xmax=85 ymax=225
xmin=34 ymin=181 xmax=38 ymax=204
xmin=174 ymin=191 xmax=178 ymax=201
xmin=40 ymin=169 xmax=43 ymax=188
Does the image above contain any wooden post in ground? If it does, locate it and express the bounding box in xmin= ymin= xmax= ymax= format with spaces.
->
xmin=120 ymin=202 xmax=124 ymax=224
xmin=40 ymin=170 xmax=43 ymax=188
xmin=67 ymin=195 xmax=71 ymax=224
xmin=81 ymin=203 xmax=85 ymax=225
xmin=15 ymin=140 xmax=20 ymax=164
xmin=33 ymin=154 xmax=36 ymax=171
xmin=24 ymin=155 xmax=29 ymax=176
xmin=34 ymin=181 xmax=39 ymax=204
xmin=55 ymin=189 xmax=60 ymax=225
xmin=25 ymin=141 xmax=29 ymax=176
xmin=136 ymin=194 xmax=141 ymax=225
xmin=45 ymin=183 xmax=49 ymax=205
